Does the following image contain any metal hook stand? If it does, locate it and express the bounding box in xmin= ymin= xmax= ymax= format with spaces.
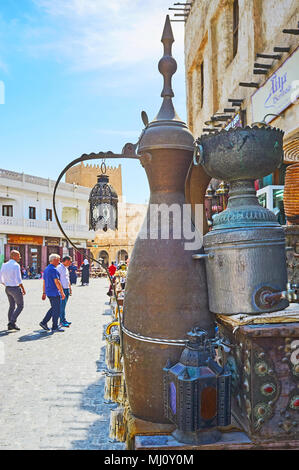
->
xmin=52 ymin=149 xmax=140 ymax=356
xmin=100 ymin=157 xmax=107 ymax=175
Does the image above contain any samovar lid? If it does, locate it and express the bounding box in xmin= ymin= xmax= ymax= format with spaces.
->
xmin=138 ymin=16 xmax=194 ymax=153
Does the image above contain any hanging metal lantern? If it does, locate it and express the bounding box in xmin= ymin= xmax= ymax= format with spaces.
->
xmin=89 ymin=164 xmax=118 ymax=232
xmin=163 ymin=328 xmax=231 ymax=445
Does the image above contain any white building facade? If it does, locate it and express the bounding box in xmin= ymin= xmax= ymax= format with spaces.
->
xmin=0 ymin=168 xmax=94 ymax=270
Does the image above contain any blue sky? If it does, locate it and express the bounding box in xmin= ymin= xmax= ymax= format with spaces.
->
xmin=0 ymin=0 xmax=187 ymax=204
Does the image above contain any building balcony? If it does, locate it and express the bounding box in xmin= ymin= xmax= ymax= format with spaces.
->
xmin=0 ymin=216 xmax=94 ymax=241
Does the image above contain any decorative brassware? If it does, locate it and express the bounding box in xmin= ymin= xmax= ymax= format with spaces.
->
xmin=193 ymin=125 xmax=289 ymax=314
xmin=284 ymin=163 xmax=299 ymax=224
xmin=163 ymin=328 xmax=231 ymax=444
xmin=122 ymin=16 xmax=213 ymax=423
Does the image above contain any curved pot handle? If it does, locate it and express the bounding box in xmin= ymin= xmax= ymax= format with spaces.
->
xmin=193 ymin=138 xmax=204 ymax=166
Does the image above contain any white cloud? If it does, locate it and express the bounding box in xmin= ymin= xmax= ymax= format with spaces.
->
xmin=96 ymin=128 xmax=140 ymax=138
xmin=31 ymin=0 xmax=185 ymax=72
xmin=34 ymin=0 xmax=131 ymax=17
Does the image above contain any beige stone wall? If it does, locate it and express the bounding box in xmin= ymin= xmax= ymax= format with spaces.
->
xmin=90 ymin=202 xmax=147 ymax=264
xmin=66 ymin=162 xmax=122 ymax=196
xmin=185 ymin=0 xmax=299 ymax=140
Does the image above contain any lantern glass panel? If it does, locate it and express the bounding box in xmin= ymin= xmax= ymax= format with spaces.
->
xmin=170 ymin=382 xmax=176 ymax=415
xmin=200 ymin=386 xmax=217 ymax=421
xmin=199 ymin=366 xmax=215 ymax=377
xmin=88 ymin=174 xmax=118 ymax=231
xmin=171 ymin=363 xmax=185 ymax=375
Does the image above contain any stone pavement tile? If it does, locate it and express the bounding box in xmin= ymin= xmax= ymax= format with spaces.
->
xmin=0 ymin=278 xmax=125 ymax=450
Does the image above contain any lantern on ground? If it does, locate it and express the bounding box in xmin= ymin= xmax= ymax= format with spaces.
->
xmin=88 ymin=163 xmax=118 ymax=232
xmin=216 ymin=181 xmax=229 ymax=211
xmin=163 ymin=328 xmax=231 ymax=445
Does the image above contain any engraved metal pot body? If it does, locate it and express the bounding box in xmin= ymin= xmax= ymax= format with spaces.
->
xmin=199 ymin=126 xmax=284 ymax=182
xmin=203 ymin=226 xmax=288 ymax=314
xmin=123 ymin=143 xmax=214 ymax=423
xmin=122 ymin=16 xmax=214 ymax=424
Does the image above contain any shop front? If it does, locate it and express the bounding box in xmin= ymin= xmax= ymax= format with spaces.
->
xmin=44 ymin=237 xmax=63 ymax=270
xmin=0 ymin=235 xmax=5 ymax=267
xmin=5 ymin=235 xmax=43 ymax=272
xmin=69 ymin=247 xmax=91 ymax=269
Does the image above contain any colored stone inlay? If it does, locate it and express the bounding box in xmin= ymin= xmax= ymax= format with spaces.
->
xmin=261 ymin=383 xmax=276 ymax=396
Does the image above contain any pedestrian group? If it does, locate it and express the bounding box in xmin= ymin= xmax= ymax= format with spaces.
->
xmin=0 ymin=251 xmax=86 ymax=333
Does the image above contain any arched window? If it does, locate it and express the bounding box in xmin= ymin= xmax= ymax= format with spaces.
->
xmin=62 ymin=207 xmax=79 ymax=224
xmin=99 ymin=250 xmax=109 ymax=268
xmin=117 ymin=249 xmax=128 ymax=263
xmin=233 ymin=0 xmax=239 ymax=58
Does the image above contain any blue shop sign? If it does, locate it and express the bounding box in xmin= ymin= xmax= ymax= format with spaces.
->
xmin=251 ymin=47 xmax=299 ymax=124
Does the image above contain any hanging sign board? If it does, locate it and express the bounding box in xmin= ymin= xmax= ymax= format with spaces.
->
xmin=251 ymin=47 xmax=299 ymax=124
xmin=225 ymin=112 xmax=243 ymax=130
xmin=44 ymin=237 xmax=60 ymax=246
xmin=7 ymin=235 xmax=43 ymax=245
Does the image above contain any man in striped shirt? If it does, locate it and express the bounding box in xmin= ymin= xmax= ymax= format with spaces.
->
xmin=0 ymin=250 xmax=26 ymax=331
xmin=57 ymin=256 xmax=72 ymax=328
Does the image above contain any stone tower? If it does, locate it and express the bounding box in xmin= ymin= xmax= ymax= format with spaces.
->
xmin=65 ymin=162 xmax=122 ymax=196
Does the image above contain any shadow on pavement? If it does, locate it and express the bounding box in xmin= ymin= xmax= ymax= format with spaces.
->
xmin=0 ymin=330 xmax=17 ymax=337
xmin=103 ymin=309 xmax=112 ymax=316
xmin=70 ymin=345 xmax=125 ymax=450
xmin=18 ymin=330 xmax=53 ymax=342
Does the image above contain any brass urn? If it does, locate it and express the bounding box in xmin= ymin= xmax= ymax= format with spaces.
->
xmin=122 ymin=16 xmax=214 ymax=423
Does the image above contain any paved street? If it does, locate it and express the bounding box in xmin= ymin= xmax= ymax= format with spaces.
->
xmin=0 ymin=278 xmax=125 ymax=450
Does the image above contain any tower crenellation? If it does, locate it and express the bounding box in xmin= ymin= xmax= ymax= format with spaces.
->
xmin=65 ymin=162 xmax=123 ymax=196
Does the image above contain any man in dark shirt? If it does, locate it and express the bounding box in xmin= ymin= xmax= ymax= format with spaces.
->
xmin=39 ymin=254 xmax=66 ymax=332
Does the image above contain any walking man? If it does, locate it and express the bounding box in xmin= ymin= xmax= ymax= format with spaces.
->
xmin=0 ymin=250 xmax=26 ymax=331
xmin=57 ymin=256 xmax=72 ymax=328
xmin=40 ymin=254 xmax=66 ymax=333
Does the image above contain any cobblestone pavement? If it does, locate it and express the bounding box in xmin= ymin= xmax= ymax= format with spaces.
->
xmin=0 ymin=278 xmax=125 ymax=450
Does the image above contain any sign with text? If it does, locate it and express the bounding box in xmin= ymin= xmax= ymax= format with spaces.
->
xmin=7 ymin=235 xmax=43 ymax=246
xmin=44 ymin=237 xmax=61 ymax=246
xmin=225 ymin=112 xmax=243 ymax=130
xmin=251 ymin=47 xmax=299 ymax=123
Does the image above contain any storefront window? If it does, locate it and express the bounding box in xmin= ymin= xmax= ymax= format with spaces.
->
xmin=28 ymin=246 xmax=41 ymax=274
xmin=273 ymin=188 xmax=284 ymax=211
xmin=258 ymin=193 xmax=267 ymax=208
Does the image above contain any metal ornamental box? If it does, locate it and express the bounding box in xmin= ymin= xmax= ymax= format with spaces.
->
xmin=217 ymin=319 xmax=299 ymax=442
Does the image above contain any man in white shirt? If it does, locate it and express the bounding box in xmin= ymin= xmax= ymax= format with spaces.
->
xmin=57 ymin=255 xmax=72 ymax=327
xmin=0 ymin=250 xmax=26 ymax=331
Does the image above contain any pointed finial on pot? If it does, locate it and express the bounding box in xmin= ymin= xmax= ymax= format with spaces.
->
xmin=159 ymin=15 xmax=176 ymax=99
xmin=137 ymin=15 xmax=194 ymax=153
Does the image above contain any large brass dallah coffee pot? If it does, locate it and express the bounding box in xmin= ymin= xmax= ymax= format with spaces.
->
xmin=52 ymin=16 xmax=213 ymax=426
xmin=122 ymin=17 xmax=213 ymax=423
